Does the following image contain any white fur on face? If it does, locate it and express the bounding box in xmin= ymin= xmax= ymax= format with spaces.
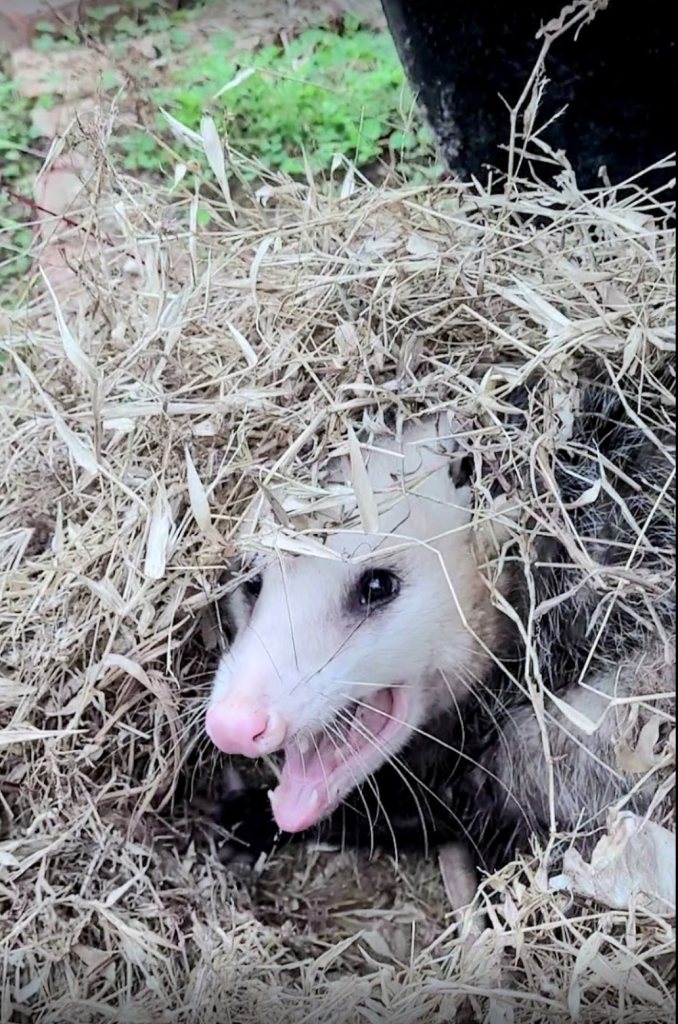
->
xmin=207 ymin=417 xmax=488 ymax=832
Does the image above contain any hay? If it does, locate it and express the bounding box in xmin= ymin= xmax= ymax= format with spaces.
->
xmin=0 ymin=111 xmax=675 ymax=1023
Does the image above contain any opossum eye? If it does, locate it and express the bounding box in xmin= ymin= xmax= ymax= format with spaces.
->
xmin=242 ymin=573 xmax=263 ymax=602
xmin=356 ymin=569 xmax=400 ymax=610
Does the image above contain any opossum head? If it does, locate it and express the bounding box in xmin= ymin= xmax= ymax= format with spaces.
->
xmin=206 ymin=416 xmax=490 ymax=835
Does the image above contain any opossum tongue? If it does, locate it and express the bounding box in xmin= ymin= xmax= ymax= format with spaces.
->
xmin=270 ymin=688 xmax=396 ymax=833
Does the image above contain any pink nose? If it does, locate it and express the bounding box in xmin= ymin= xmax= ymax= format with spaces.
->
xmin=205 ymin=701 xmax=288 ymax=757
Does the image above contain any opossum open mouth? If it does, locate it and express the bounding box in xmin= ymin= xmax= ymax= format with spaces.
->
xmin=269 ymin=686 xmax=408 ymax=833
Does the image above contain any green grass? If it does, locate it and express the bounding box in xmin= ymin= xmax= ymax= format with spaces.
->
xmin=0 ymin=72 xmax=44 ymax=290
xmin=32 ymin=0 xmax=194 ymax=49
xmin=123 ymin=17 xmax=437 ymax=180
xmin=0 ymin=10 xmax=440 ymax=292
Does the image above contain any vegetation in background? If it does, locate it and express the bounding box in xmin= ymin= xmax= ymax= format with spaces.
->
xmin=32 ymin=0 xmax=196 ymax=49
xmin=120 ymin=18 xmax=438 ymax=180
xmin=0 ymin=72 xmax=42 ymax=289
xmin=1 ymin=6 xmax=440 ymax=290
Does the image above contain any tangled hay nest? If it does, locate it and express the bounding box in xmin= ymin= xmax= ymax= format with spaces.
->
xmin=0 ymin=113 xmax=675 ymax=1023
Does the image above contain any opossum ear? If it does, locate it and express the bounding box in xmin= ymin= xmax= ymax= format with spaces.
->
xmin=448 ymin=452 xmax=474 ymax=489
xmin=382 ymin=405 xmax=398 ymax=431
xmin=215 ymin=555 xmax=259 ymax=642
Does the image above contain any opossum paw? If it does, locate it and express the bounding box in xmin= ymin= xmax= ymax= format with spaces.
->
xmin=217 ymin=785 xmax=292 ymax=868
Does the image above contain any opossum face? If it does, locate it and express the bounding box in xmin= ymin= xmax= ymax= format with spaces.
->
xmin=206 ymin=418 xmax=486 ymax=834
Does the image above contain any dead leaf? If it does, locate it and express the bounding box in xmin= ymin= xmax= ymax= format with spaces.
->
xmin=617 ymin=715 xmax=670 ymax=773
xmin=347 ymin=426 xmax=379 ymax=534
xmin=550 ymin=811 xmax=676 ymax=914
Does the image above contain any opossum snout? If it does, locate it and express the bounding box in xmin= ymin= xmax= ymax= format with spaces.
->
xmin=205 ymin=701 xmax=288 ymax=757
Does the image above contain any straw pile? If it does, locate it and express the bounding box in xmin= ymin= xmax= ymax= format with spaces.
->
xmin=0 ymin=111 xmax=675 ymax=1023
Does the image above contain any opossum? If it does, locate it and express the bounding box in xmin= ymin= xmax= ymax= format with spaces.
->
xmin=205 ymin=366 xmax=676 ymax=875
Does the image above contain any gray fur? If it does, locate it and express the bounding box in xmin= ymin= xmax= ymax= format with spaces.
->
xmin=211 ymin=362 xmax=676 ymax=873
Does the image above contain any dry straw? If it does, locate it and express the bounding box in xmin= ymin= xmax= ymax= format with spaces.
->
xmin=0 ymin=105 xmax=675 ymax=1023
